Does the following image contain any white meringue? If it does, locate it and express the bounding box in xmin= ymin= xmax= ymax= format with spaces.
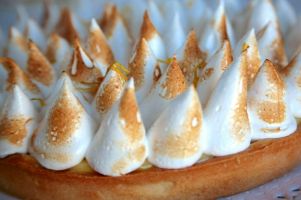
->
xmin=140 ymin=57 xmax=187 ymax=130
xmin=204 ymin=52 xmax=251 ymax=156
xmin=234 ymin=29 xmax=261 ymax=85
xmin=197 ymin=40 xmax=232 ymax=106
xmin=0 ymin=85 xmax=37 ymax=158
xmin=129 ymin=38 xmax=160 ymax=103
xmin=147 ymin=0 xmax=164 ymax=34
xmin=101 ymin=5 xmax=131 ymax=66
xmin=88 ymin=18 xmax=115 ymax=75
xmin=248 ymin=60 xmax=296 ymax=139
xmin=164 ymin=12 xmax=186 ymax=56
xmin=148 ymin=85 xmax=204 ymax=169
xmin=87 ymin=78 xmax=148 ymax=176
xmin=30 ymin=74 xmax=97 ymax=170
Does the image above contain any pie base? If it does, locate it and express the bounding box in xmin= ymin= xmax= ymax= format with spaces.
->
xmin=1 ymin=126 xmax=301 ymax=200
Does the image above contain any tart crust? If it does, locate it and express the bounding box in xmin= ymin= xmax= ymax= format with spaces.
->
xmin=1 ymin=126 xmax=301 ymax=200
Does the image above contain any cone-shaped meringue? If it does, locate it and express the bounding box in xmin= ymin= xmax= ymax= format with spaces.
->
xmin=92 ymin=68 xmax=126 ymax=121
xmin=41 ymin=2 xmax=60 ymax=35
xmin=88 ymin=18 xmax=115 ymax=75
xmin=100 ymin=5 xmax=131 ymax=66
xmin=55 ymin=8 xmax=80 ymax=44
xmin=164 ymin=12 xmax=186 ymax=56
xmin=197 ymin=40 xmax=232 ymax=106
xmin=140 ymin=57 xmax=187 ymax=130
xmin=248 ymin=60 xmax=296 ymax=139
xmin=0 ymin=85 xmax=37 ymax=158
xmin=204 ymin=52 xmax=251 ymax=156
xmin=87 ymin=79 xmax=148 ymax=176
xmin=176 ymin=31 xmax=206 ymax=84
xmin=234 ymin=29 xmax=261 ymax=85
xmin=30 ymin=75 xmax=97 ymax=170
xmin=25 ymin=19 xmax=47 ymax=52
xmin=283 ymin=51 xmax=301 ymax=118
xmin=148 ymin=86 xmax=204 ymax=169
xmin=0 ymin=57 xmax=42 ymax=101
xmin=139 ymin=11 xmax=166 ymax=60
xmin=45 ymin=33 xmax=71 ymax=73
xmin=67 ymin=39 xmax=102 ymax=101
xmin=7 ymin=27 xmax=28 ymax=69
xmin=129 ymin=38 xmax=161 ymax=103
xmin=27 ymin=40 xmax=56 ymax=96
xmin=257 ymin=22 xmax=287 ymax=69
xmin=199 ymin=1 xmax=233 ymax=58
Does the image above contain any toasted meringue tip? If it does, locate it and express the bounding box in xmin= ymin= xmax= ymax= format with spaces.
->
xmin=90 ymin=18 xmax=100 ymax=31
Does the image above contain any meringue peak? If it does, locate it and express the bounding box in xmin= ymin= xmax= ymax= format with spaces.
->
xmin=129 ymin=37 xmax=160 ymax=102
xmin=204 ymin=52 xmax=250 ymax=156
xmin=235 ymin=29 xmax=261 ymax=85
xmin=159 ymin=57 xmax=187 ymax=100
xmin=177 ymin=30 xmax=206 ymax=83
xmin=55 ymin=7 xmax=79 ymax=44
xmin=0 ymin=57 xmax=41 ymax=95
xmin=93 ymin=68 xmax=126 ymax=119
xmin=100 ymin=4 xmax=123 ymax=38
xmin=67 ymin=39 xmax=102 ymax=84
xmin=27 ymin=40 xmax=55 ymax=86
xmin=248 ymin=59 xmax=296 ymax=138
xmin=198 ymin=40 xmax=233 ymax=106
xmin=148 ymin=85 xmax=204 ymax=169
xmin=140 ymin=11 xmax=159 ymax=41
xmin=88 ymin=18 xmax=115 ymax=75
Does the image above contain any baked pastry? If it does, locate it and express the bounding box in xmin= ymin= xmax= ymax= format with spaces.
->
xmin=0 ymin=0 xmax=301 ymax=199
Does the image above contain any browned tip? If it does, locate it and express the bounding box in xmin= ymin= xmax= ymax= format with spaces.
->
xmin=0 ymin=57 xmax=40 ymax=93
xmin=27 ymin=40 xmax=54 ymax=86
xmin=55 ymin=7 xmax=79 ymax=44
xmin=262 ymin=59 xmax=284 ymax=88
xmin=140 ymin=11 xmax=158 ymax=40
xmin=160 ymin=57 xmax=187 ymax=99
xmin=88 ymin=20 xmax=115 ymax=67
xmin=129 ymin=38 xmax=150 ymax=89
xmin=100 ymin=4 xmax=122 ymax=37
xmin=221 ymin=40 xmax=233 ymax=71
xmin=45 ymin=33 xmax=61 ymax=64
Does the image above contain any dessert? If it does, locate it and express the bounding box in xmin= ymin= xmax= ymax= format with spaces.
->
xmin=0 ymin=0 xmax=301 ymax=199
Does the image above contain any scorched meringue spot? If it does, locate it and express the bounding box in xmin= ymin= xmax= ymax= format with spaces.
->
xmin=0 ymin=85 xmax=37 ymax=158
xmin=197 ymin=40 xmax=232 ymax=106
xmin=87 ymin=78 xmax=148 ymax=176
xmin=128 ymin=38 xmax=161 ymax=103
xmin=282 ymin=51 xmax=301 ymax=118
xmin=30 ymin=74 xmax=97 ymax=170
xmin=248 ymin=60 xmax=296 ymax=139
xmin=140 ymin=57 xmax=187 ymax=130
xmin=204 ymin=52 xmax=251 ymax=156
xmin=148 ymin=85 xmax=204 ymax=169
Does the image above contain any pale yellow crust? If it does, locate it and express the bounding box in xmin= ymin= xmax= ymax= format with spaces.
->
xmin=1 ymin=126 xmax=301 ymax=200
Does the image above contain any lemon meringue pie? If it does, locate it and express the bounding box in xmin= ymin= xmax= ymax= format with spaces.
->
xmin=0 ymin=0 xmax=301 ymax=199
